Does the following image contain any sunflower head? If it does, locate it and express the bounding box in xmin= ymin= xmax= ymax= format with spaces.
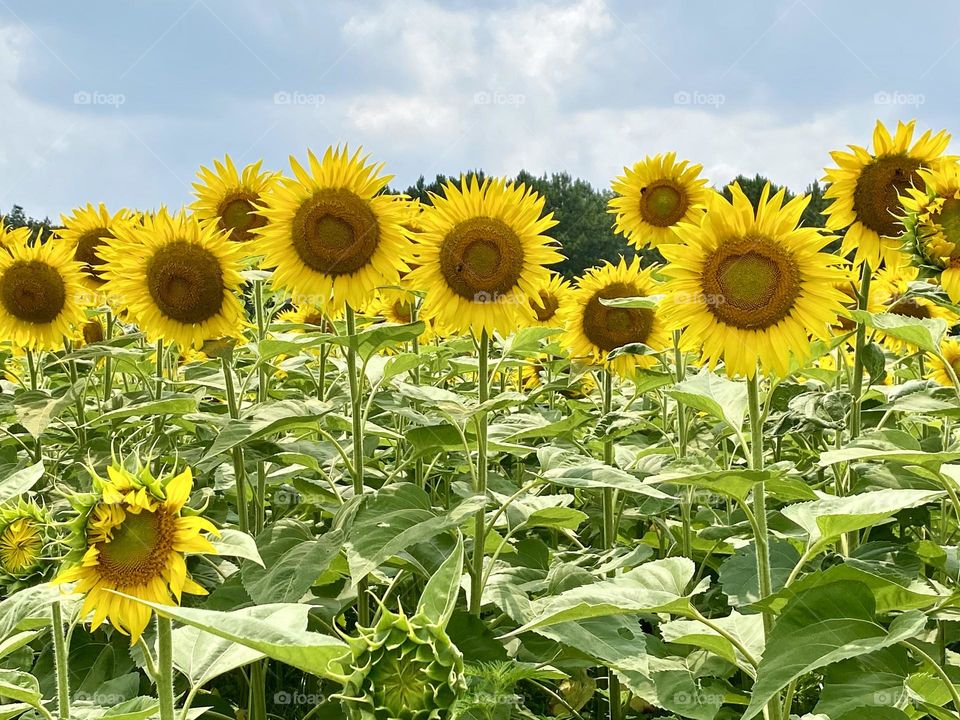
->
xmin=407 ymin=175 xmax=562 ymax=336
xmin=98 ymin=208 xmax=247 ymax=350
xmin=609 ymin=152 xmax=711 ymax=249
xmin=902 ymin=161 xmax=960 ymax=303
xmin=824 ymin=119 xmax=952 ymax=268
xmin=275 ymin=304 xmax=336 ymax=332
xmin=662 ymin=183 xmax=847 ymax=378
xmin=869 ymin=260 xmax=957 ymax=353
xmin=0 ymin=223 xmax=31 ymax=255
xmin=930 ymin=338 xmax=960 ymax=387
xmin=58 ymin=204 xmax=136 ymax=290
xmin=55 ymin=462 xmax=218 ymax=644
xmin=560 ymin=256 xmax=669 ymax=377
xmin=0 ymin=499 xmax=54 ymax=589
xmin=339 ymin=606 xmax=467 ymax=720
xmin=527 ymin=272 xmax=571 ymax=327
xmin=256 ymin=146 xmax=412 ymax=312
xmin=191 ymin=155 xmax=276 ymax=244
xmin=0 ymin=237 xmax=88 ymax=350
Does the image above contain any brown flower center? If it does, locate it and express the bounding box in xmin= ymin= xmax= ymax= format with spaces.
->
xmin=218 ymin=193 xmax=267 ymax=243
xmin=852 ymin=154 xmax=922 ymax=237
xmin=639 ymin=179 xmax=688 ymax=228
xmin=582 ymin=282 xmax=654 ymax=351
xmin=439 ymin=217 xmax=524 ymax=302
xmin=531 ymin=289 xmax=560 ymax=322
xmin=146 ymin=241 xmax=225 ymax=324
xmin=291 ymin=189 xmax=380 ymax=275
xmin=0 ymin=260 xmax=67 ymax=324
xmin=74 ymin=229 xmax=113 ymax=282
xmin=887 ymin=296 xmax=930 ymax=319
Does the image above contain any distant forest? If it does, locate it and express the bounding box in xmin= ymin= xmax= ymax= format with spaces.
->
xmin=5 ymin=173 xmax=829 ymax=278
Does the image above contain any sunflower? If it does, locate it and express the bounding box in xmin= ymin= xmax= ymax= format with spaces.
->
xmin=0 ymin=237 xmax=87 ymax=350
xmin=256 ymin=146 xmax=411 ymax=311
xmin=408 ymin=175 xmax=562 ymax=336
xmin=609 ymin=152 xmax=711 ymax=249
xmin=191 ymin=155 xmax=276 ymax=244
xmin=527 ymin=273 xmax=571 ymax=328
xmin=929 ymin=338 xmax=960 ymax=387
xmin=902 ymin=161 xmax=960 ymax=302
xmin=823 ymin=120 xmax=951 ymax=269
xmin=98 ymin=209 xmax=246 ymax=349
xmin=55 ymin=463 xmax=218 ymax=644
xmin=275 ymin=304 xmax=334 ymax=331
xmin=0 ymin=500 xmax=51 ymax=586
xmin=0 ymin=223 xmax=31 ymax=255
xmin=869 ymin=259 xmax=956 ymax=353
xmin=560 ymin=256 xmax=669 ymax=376
xmin=662 ymin=183 xmax=847 ymax=378
xmin=57 ymin=204 xmax=135 ymax=292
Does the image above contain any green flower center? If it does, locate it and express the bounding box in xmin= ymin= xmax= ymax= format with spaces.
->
xmin=935 ymin=197 xmax=960 ymax=252
xmin=639 ymin=180 xmax=688 ymax=227
xmin=218 ymin=194 xmax=267 ymax=243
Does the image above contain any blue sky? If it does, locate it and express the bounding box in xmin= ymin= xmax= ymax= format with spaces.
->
xmin=1 ymin=0 xmax=958 ymax=219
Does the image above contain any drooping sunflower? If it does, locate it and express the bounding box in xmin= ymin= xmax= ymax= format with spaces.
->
xmin=408 ymin=175 xmax=562 ymax=336
xmin=0 ymin=237 xmax=87 ymax=350
xmin=869 ymin=259 xmax=957 ymax=353
xmin=661 ymin=183 xmax=847 ymax=378
xmin=527 ymin=273 xmax=572 ymax=328
xmin=256 ymin=146 xmax=411 ymax=311
xmin=560 ymin=256 xmax=670 ymax=377
xmin=823 ymin=120 xmax=951 ymax=269
xmin=902 ymin=161 xmax=960 ymax=302
xmin=57 ymin=204 xmax=135 ymax=292
xmin=609 ymin=152 xmax=711 ymax=249
xmin=0 ymin=500 xmax=52 ymax=588
xmin=98 ymin=209 xmax=246 ymax=349
xmin=929 ymin=338 xmax=960 ymax=387
xmin=55 ymin=463 xmax=218 ymax=644
xmin=191 ymin=155 xmax=276 ymax=244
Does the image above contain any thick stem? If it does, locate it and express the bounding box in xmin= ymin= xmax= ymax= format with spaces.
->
xmin=157 ymin=616 xmax=175 ymax=720
xmin=345 ymin=305 xmax=370 ymax=626
xmin=103 ymin=310 xmax=115 ymax=402
xmin=673 ymin=330 xmax=692 ymax=557
xmin=849 ymin=262 xmax=872 ymax=442
xmin=248 ymin=661 xmax=267 ymax=720
xmin=221 ymin=355 xmax=249 ymax=533
xmin=601 ymin=369 xmax=622 ymax=720
xmin=26 ymin=349 xmax=38 ymax=391
xmin=51 ymin=601 xmax=70 ymax=720
xmin=470 ymin=329 xmax=490 ymax=616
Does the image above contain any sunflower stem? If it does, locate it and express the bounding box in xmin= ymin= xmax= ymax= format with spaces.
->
xmin=673 ymin=330 xmax=692 ymax=559
xmin=849 ymin=262 xmax=872 ymax=443
xmin=51 ymin=601 xmax=70 ymax=720
xmin=26 ymin=349 xmax=38 ymax=391
xmin=221 ymin=354 xmax=249 ymax=533
xmin=157 ymin=615 xmax=175 ymax=720
xmin=470 ymin=329 xmax=490 ymax=616
xmin=103 ymin=309 xmax=115 ymax=403
xmin=345 ymin=305 xmax=370 ymax=626
xmin=248 ymin=661 xmax=267 ymax=720
xmin=601 ymin=368 xmax=623 ymax=720
xmin=747 ymin=371 xmax=781 ymax=720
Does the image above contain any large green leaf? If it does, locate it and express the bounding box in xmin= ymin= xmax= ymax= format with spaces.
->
xmin=241 ymin=523 xmax=342 ymax=603
xmin=89 ymin=395 xmax=200 ymax=426
xmin=665 ymin=370 xmax=748 ymax=431
xmin=538 ymin=447 xmax=672 ymax=500
xmin=415 ymin=535 xmax=463 ymax=627
xmin=661 ymin=611 xmax=765 ymax=667
xmin=646 ymin=465 xmax=816 ymax=504
xmin=0 ymin=670 xmax=40 ymax=706
xmin=850 ymin=310 xmax=946 ymax=354
xmin=201 ymin=399 xmax=331 ymax=462
xmin=820 ymin=446 xmax=960 ymax=470
xmin=0 ymin=463 xmax=43 ymax=505
xmin=741 ymin=581 xmax=926 ymax=720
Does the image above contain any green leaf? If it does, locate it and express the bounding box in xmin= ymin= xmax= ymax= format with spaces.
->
xmin=850 ymin=310 xmax=946 ymax=353
xmin=13 ymin=390 xmax=76 ymax=438
xmin=539 ymin=447 xmax=672 ymax=500
xmin=201 ymin=399 xmax=331 ymax=463
xmin=89 ymin=395 xmax=200 ymax=426
xmin=741 ymin=581 xmax=926 ymax=720
xmin=719 ymin=540 xmax=800 ymax=607
xmin=416 ymin=535 xmax=463 ymax=628
xmin=241 ymin=526 xmax=342 ymax=604
xmin=666 ymin=369 xmax=748 ymax=431
xmin=524 ymin=507 xmax=588 ymax=531
xmin=506 ymin=558 xmax=707 ymax=635
xmin=661 ymin=611 xmax=764 ymax=666
xmin=0 ymin=463 xmax=43 ymax=505
xmin=820 ymin=446 xmax=960 ymax=469
xmin=0 ymin=669 xmax=40 ymax=706
xmin=209 ymin=529 xmax=263 ymax=567
xmin=646 ymin=465 xmax=816 ymax=504
xmin=113 ymin=595 xmax=349 ymax=680
xmin=0 ymin=704 xmax=31 ymax=720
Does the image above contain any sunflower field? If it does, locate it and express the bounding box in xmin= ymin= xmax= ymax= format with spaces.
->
xmin=2 ymin=119 xmax=960 ymax=720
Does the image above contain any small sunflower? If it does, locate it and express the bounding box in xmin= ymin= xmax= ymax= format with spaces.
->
xmin=823 ymin=120 xmax=951 ymax=269
xmin=98 ymin=209 xmax=246 ymax=349
xmin=661 ymin=183 xmax=847 ymax=378
xmin=275 ymin=304 xmax=334 ymax=331
xmin=527 ymin=273 xmax=572 ymax=328
xmin=0 ymin=238 xmax=87 ymax=350
xmin=902 ymin=161 xmax=960 ymax=302
xmin=408 ymin=175 xmax=562 ymax=336
xmin=609 ymin=152 xmax=711 ymax=249
xmin=560 ymin=256 xmax=669 ymax=377
xmin=0 ymin=222 xmax=31 ymax=255
xmin=191 ymin=155 xmax=276 ymax=244
xmin=929 ymin=338 xmax=960 ymax=387
xmin=256 ymin=146 xmax=411 ymax=311
xmin=869 ymin=260 xmax=956 ymax=353
xmin=0 ymin=500 xmax=52 ymax=587
xmin=58 ymin=204 xmax=135 ymax=291
xmin=55 ymin=463 xmax=218 ymax=644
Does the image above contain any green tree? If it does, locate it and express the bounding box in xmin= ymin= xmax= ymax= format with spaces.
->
xmin=3 ymin=204 xmax=55 ymax=243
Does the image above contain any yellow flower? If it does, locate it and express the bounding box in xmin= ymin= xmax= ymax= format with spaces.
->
xmin=609 ymin=152 xmax=711 ymax=249
xmin=560 ymin=256 xmax=669 ymax=377
xmin=902 ymin=161 xmax=960 ymax=302
xmin=929 ymin=338 xmax=960 ymax=387
xmin=407 ymin=175 xmax=562 ymax=336
xmin=57 ymin=203 xmax=136 ymax=291
xmin=823 ymin=120 xmax=951 ymax=268
xmin=56 ymin=464 xmax=218 ymax=644
xmin=256 ymin=146 xmax=411 ymax=312
xmin=98 ymin=208 xmax=246 ymax=349
xmin=0 ymin=500 xmax=50 ymax=583
xmin=869 ymin=259 xmax=957 ymax=353
xmin=191 ymin=155 xmax=277 ymax=244
xmin=662 ymin=183 xmax=847 ymax=378
xmin=527 ymin=273 xmax=572 ymax=328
